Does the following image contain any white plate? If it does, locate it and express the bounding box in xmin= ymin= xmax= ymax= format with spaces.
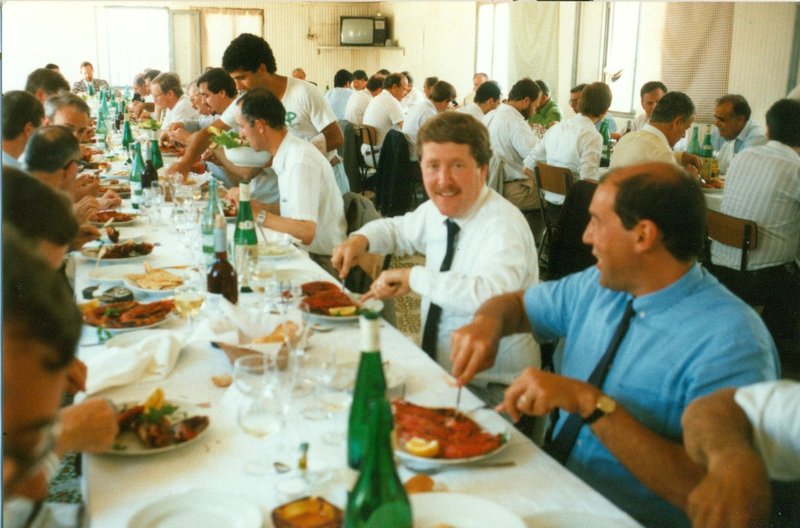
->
xmin=331 ymin=359 xmax=406 ymax=392
xmin=528 ymin=511 xmax=633 ymax=527
xmin=101 ymin=227 xmax=145 ymax=243
xmin=87 ymin=264 xmax=143 ymax=284
xmin=127 ymin=488 xmax=261 ymax=528
xmin=123 ymin=269 xmax=188 ymax=295
xmin=109 ymin=400 xmax=209 ymax=457
xmin=411 ymin=492 xmax=524 ymax=528
xmin=394 ymin=408 xmax=510 ymax=471
xmin=223 ymin=146 xmax=271 ymax=167
xmin=89 ymin=215 xmax=139 ymax=227
xmin=257 ymin=242 xmax=301 ymax=259
xmin=85 ymin=313 xmax=177 ymax=333
xmin=273 ymin=268 xmax=318 ymax=284
xmin=306 ymin=297 xmax=384 ymax=324
xmin=80 ymin=246 xmax=152 ymax=263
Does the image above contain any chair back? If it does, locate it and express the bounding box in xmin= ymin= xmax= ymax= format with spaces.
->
xmin=534 ymin=162 xmax=573 ymax=196
xmin=706 ymin=209 xmax=758 ymax=271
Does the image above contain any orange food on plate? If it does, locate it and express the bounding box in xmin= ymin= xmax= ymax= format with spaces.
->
xmin=90 ymin=210 xmax=134 ymax=224
xmin=81 ymin=299 xmax=175 ymax=329
xmin=301 ymin=281 xmax=340 ymax=297
xmin=392 ymin=400 xmax=504 ymax=459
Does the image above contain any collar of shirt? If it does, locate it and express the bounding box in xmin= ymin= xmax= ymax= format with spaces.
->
xmin=732 ymin=119 xmax=762 ymax=151
xmin=432 ymin=185 xmax=491 ymax=229
xmin=764 ymin=139 xmax=800 ymax=161
xmin=642 ymin=123 xmax=670 ymax=148
xmin=2 ymin=150 xmax=22 ymax=169
xmin=630 ymin=262 xmax=704 ymax=317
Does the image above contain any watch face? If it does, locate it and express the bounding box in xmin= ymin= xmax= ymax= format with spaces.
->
xmin=597 ymin=395 xmax=617 ymax=414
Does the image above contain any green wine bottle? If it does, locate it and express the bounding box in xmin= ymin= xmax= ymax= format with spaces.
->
xmin=344 ymin=399 xmax=412 ymax=528
xmin=347 ymin=311 xmax=387 ymax=469
xmin=233 ymin=181 xmax=258 ymax=287
xmin=149 ymin=139 xmax=164 ymax=171
xmin=688 ymin=126 xmax=701 ymax=156
xmin=122 ymin=119 xmax=134 ymax=163
xmin=701 ymin=125 xmax=714 ymax=158
xmin=201 ymin=179 xmax=225 ymax=267
xmin=130 ymin=142 xmax=144 ymax=210
xmin=599 ymin=119 xmax=611 ymax=167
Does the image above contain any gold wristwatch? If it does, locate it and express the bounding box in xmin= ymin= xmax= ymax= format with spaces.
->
xmin=584 ymin=394 xmax=617 ymax=424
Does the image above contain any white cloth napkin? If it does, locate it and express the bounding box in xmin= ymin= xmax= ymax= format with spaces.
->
xmin=82 ymin=329 xmax=183 ymax=395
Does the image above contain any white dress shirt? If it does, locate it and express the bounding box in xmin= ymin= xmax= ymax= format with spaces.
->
xmin=356 ymin=186 xmax=541 ymax=385
xmin=524 ymin=114 xmax=602 ymax=204
xmin=716 ymin=118 xmax=768 ymax=174
xmin=483 ymin=104 xmax=538 ymax=182
xmin=457 ymin=102 xmax=484 ymax=122
xmin=610 ymin=123 xmax=683 ymax=169
xmin=735 ymin=380 xmax=800 ymax=480
xmin=711 ymin=140 xmax=800 ymax=270
xmin=160 ymin=95 xmax=199 ymax=130
xmin=401 ymin=99 xmax=437 ymax=161
xmin=272 ymin=133 xmax=346 ymax=256
xmin=344 ymin=89 xmax=371 ymax=125
xmin=401 ymin=86 xmax=425 ymax=111
xmin=363 ymin=90 xmax=405 ymax=147
xmin=630 ymin=113 xmax=648 ymax=132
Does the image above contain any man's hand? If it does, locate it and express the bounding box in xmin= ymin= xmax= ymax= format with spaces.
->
xmin=65 ymin=358 xmax=87 ymax=394
xmin=169 ymin=127 xmax=192 ymax=146
xmin=450 ymin=314 xmax=504 ymax=385
xmin=686 ymin=451 xmax=771 ymax=528
xmin=331 ymin=235 xmax=370 ymax=281
xmin=72 ymin=174 xmax=99 ymax=202
xmin=362 ymin=268 xmax=411 ymax=301
xmin=74 ymin=196 xmax=100 ymax=224
xmin=56 ymin=399 xmax=119 ymax=455
xmin=681 ymin=152 xmax=703 ymax=173
xmin=74 ymin=224 xmax=101 ymax=248
xmin=497 ymin=368 xmax=598 ymax=422
xmin=165 ymin=160 xmax=190 ymax=177
xmin=98 ymin=190 xmax=121 ymax=210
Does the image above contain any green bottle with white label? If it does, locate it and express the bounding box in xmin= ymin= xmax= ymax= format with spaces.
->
xmin=130 ymin=142 xmax=144 ymax=210
xmin=233 ymin=181 xmax=258 ymax=287
xmin=201 ymin=179 xmax=225 ymax=267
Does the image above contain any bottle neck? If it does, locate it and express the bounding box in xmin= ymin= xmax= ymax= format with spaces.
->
xmin=213 ymin=226 xmax=228 ymax=258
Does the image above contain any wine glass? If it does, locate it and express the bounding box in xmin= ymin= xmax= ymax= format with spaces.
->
xmin=237 ymin=394 xmax=283 ymax=476
xmin=174 ymin=284 xmax=206 ymax=334
xmin=248 ymin=259 xmax=275 ymax=311
xmin=300 ymin=347 xmax=338 ymax=421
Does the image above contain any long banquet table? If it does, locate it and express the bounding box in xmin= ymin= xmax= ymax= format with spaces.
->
xmin=73 ymin=173 xmax=641 ymax=528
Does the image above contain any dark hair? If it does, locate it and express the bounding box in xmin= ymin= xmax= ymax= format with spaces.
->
xmin=650 ymin=92 xmax=695 ymax=124
xmin=23 ymin=126 xmax=80 ymax=173
xmin=152 ymin=72 xmax=183 ymax=98
xmin=2 ymin=91 xmax=44 ymax=141
xmin=418 ymin=112 xmax=492 ymax=168
xmin=401 ymin=71 xmax=414 ymax=85
xmin=3 ymin=223 xmax=81 ymax=370
xmin=640 ymin=81 xmax=668 ymax=99
xmin=25 ymin=68 xmax=69 ymax=97
xmin=45 ymin=63 xmax=59 ymax=71
xmin=333 ymin=69 xmax=354 ymax=88
xmin=197 ymin=67 xmax=237 ymax=98
xmin=508 ymin=78 xmax=540 ymax=102
xmin=222 ymin=33 xmax=277 ymax=74
xmin=430 ymin=81 xmax=456 ymax=103
xmin=608 ymin=164 xmax=706 ymax=261
xmin=44 ymin=92 xmax=91 ymax=122
xmin=366 ymin=75 xmax=384 ymax=93
xmin=3 ymin=168 xmax=79 ymax=247
xmin=353 ymin=70 xmax=368 ymax=81
xmin=570 ymin=83 xmax=587 ymax=94
xmin=133 ymin=73 xmax=146 ymax=87
xmin=535 ymin=79 xmax=550 ymax=97
xmin=79 ymin=61 xmax=93 ymax=69
xmin=578 ymin=82 xmax=612 ymax=118
xmin=474 ymin=81 xmax=501 ymax=104
xmin=766 ymin=98 xmax=800 ymax=147
xmin=239 ymin=87 xmax=286 ymax=129
xmin=376 ymin=68 xmax=391 ymax=76
xmin=383 ymin=73 xmax=406 ymax=90
xmin=716 ymin=94 xmax=752 ymax=121
xmin=424 ymin=76 xmax=439 ymax=90
xmin=143 ymin=69 xmax=161 ymax=82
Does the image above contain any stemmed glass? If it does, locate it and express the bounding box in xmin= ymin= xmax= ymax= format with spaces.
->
xmin=173 ymin=283 xmax=206 ymax=336
xmin=248 ymin=259 xmax=275 ymax=312
xmin=300 ymin=348 xmax=338 ymax=421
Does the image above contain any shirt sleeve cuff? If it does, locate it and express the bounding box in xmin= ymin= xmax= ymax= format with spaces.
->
xmin=408 ymin=265 xmax=433 ymax=298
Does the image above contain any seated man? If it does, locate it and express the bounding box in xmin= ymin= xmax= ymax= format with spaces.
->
xmin=402 ymin=80 xmax=456 ymax=161
xmin=462 ymin=72 xmax=488 ymax=107
xmin=44 ymin=92 xmax=94 ymax=143
xmin=451 ymin=162 xmax=778 ymax=528
xmin=682 ymin=381 xmax=800 ymax=528
xmin=152 ymin=72 xmax=198 ymax=144
xmin=528 ymin=79 xmax=562 ymax=129
xmin=325 ymin=69 xmax=355 ymax=121
xmin=629 ymin=81 xmax=668 ymax=133
xmin=611 ymin=92 xmax=702 ymax=178
xmin=2 ymin=90 xmax=44 ymax=169
xmin=713 ymin=94 xmax=768 ymax=173
xmin=709 ymin=98 xmax=800 ymax=370
xmin=236 ymin=88 xmax=346 ymax=276
xmin=352 ymin=69 xmax=368 ymax=92
xmin=131 ymin=69 xmax=160 ymax=118
xmin=401 ymin=70 xmax=424 ymax=111
xmin=25 ymin=67 xmax=70 ymax=104
xmin=524 ymin=81 xmax=610 ymax=205
xmin=344 ymin=74 xmax=383 ymax=126
xmin=71 ymin=61 xmax=109 ymax=95
xmin=334 ymin=112 xmax=540 ymax=412
xmin=292 ymin=67 xmax=306 ymax=80
xmin=457 ymin=80 xmax=501 ymax=122
xmin=362 ymin=72 xmax=408 ymax=165
xmin=483 ymin=77 xmax=541 ymax=212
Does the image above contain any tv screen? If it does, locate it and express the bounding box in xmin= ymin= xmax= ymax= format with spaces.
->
xmin=340 ymin=17 xmax=374 ymax=46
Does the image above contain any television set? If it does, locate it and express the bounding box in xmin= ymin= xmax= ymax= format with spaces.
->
xmin=340 ymin=16 xmax=389 ymax=46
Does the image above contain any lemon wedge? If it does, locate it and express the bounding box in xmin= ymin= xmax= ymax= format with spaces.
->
xmin=143 ymin=387 xmax=165 ymax=411
xmin=328 ymin=306 xmax=357 ymax=317
xmin=405 ymin=437 xmax=440 ymax=458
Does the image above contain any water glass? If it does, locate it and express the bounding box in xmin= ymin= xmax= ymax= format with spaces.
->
xmin=237 ymin=395 xmax=283 ymax=475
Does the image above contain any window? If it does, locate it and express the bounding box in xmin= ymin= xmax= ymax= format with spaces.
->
xmin=200 ymin=8 xmax=263 ymax=69
xmin=97 ymin=7 xmax=170 ymax=87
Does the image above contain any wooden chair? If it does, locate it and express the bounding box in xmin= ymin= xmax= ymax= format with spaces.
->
xmin=706 ymin=210 xmax=758 ymax=271
xmin=533 ymin=162 xmax=573 ymax=258
xmin=353 ymin=125 xmax=379 ymax=191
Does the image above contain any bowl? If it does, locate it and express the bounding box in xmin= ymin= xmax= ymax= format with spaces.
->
xmin=272 ymin=496 xmax=342 ymax=528
xmin=224 ymin=146 xmax=271 ymax=167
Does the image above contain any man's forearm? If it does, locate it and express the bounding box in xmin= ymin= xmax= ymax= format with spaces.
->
xmin=476 ymin=292 xmax=532 ymax=337
xmin=682 ymin=388 xmax=754 ymax=467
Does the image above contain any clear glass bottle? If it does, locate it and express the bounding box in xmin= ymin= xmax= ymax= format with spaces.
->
xmin=201 ymin=179 xmax=225 ymax=267
xmin=233 ymin=181 xmax=258 ymax=288
xmin=129 ymin=142 xmax=144 ymax=210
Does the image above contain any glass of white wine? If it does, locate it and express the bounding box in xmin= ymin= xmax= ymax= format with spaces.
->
xmin=174 ymin=283 xmax=206 ymax=335
xmin=248 ymin=259 xmax=275 ymax=312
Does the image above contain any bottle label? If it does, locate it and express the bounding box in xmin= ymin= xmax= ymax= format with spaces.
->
xmin=360 ymin=317 xmax=380 ymax=351
xmin=131 ymin=181 xmax=143 ymax=208
xmin=202 ymin=232 xmax=215 ymax=264
xmin=238 ymin=220 xmax=254 ymax=230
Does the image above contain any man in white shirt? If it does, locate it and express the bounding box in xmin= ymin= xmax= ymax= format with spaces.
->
xmin=483 ymin=78 xmax=542 ymax=211
xmin=628 ymin=81 xmax=668 ymax=133
xmin=333 ymin=111 xmax=539 ymax=410
xmin=152 ymin=72 xmax=199 ymax=144
xmin=400 ymin=70 xmax=424 ymax=111
xmin=463 ymin=72 xmax=488 ymax=107
xmin=682 ymin=380 xmax=800 ymax=528
xmin=524 ymin=82 xmax=611 ymax=205
xmin=402 ymin=80 xmax=456 ymax=161
xmin=709 ymin=98 xmax=800 ymax=367
xmin=352 ymin=70 xmax=368 ymax=92
xmin=611 ymin=91 xmax=702 ymax=178
xmin=362 ymin=72 xmax=408 ymax=163
xmin=236 ymin=88 xmax=346 ymax=273
xmin=457 ymin=80 xmax=501 ymax=122
xmin=344 ymin=74 xmax=383 ymax=126
xmin=713 ymin=94 xmax=768 ymax=174
xmin=325 ymin=69 xmax=355 ymax=121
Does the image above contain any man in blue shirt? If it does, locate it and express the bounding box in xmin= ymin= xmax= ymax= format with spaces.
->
xmin=325 ymin=69 xmax=355 ymax=121
xmin=450 ymin=162 xmax=779 ymax=528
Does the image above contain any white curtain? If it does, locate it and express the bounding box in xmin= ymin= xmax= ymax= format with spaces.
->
xmin=200 ymin=8 xmax=264 ymax=69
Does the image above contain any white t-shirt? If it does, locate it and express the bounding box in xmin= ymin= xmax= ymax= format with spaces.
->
xmin=344 ymin=89 xmax=372 ymax=125
xmin=220 ymin=94 xmax=244 ymax=130
xmin=363 ymin=90 xmax=405 ymax=147
xmin=735 ymin=380 xmax=800 ymax=481
xmin=482 ymin=103 xmax=538 ymax=182
xmin=160 ymin=95 xmax=199 ymax=130
xmin=271 ymin=133 xmax=346 ymax=256
xmin=457 ymin=102 xmax=484 ymax=122
xmin=401 ymin=99 xmax=437 ymax=161
xmin=401 ymin=86 xmax=425 ymax=111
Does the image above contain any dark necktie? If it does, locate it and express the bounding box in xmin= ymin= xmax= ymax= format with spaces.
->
xmin=546 ymin=299 xmax=636 ymax=465
xmin=420 ymin=219 xmax=460 ymax=359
